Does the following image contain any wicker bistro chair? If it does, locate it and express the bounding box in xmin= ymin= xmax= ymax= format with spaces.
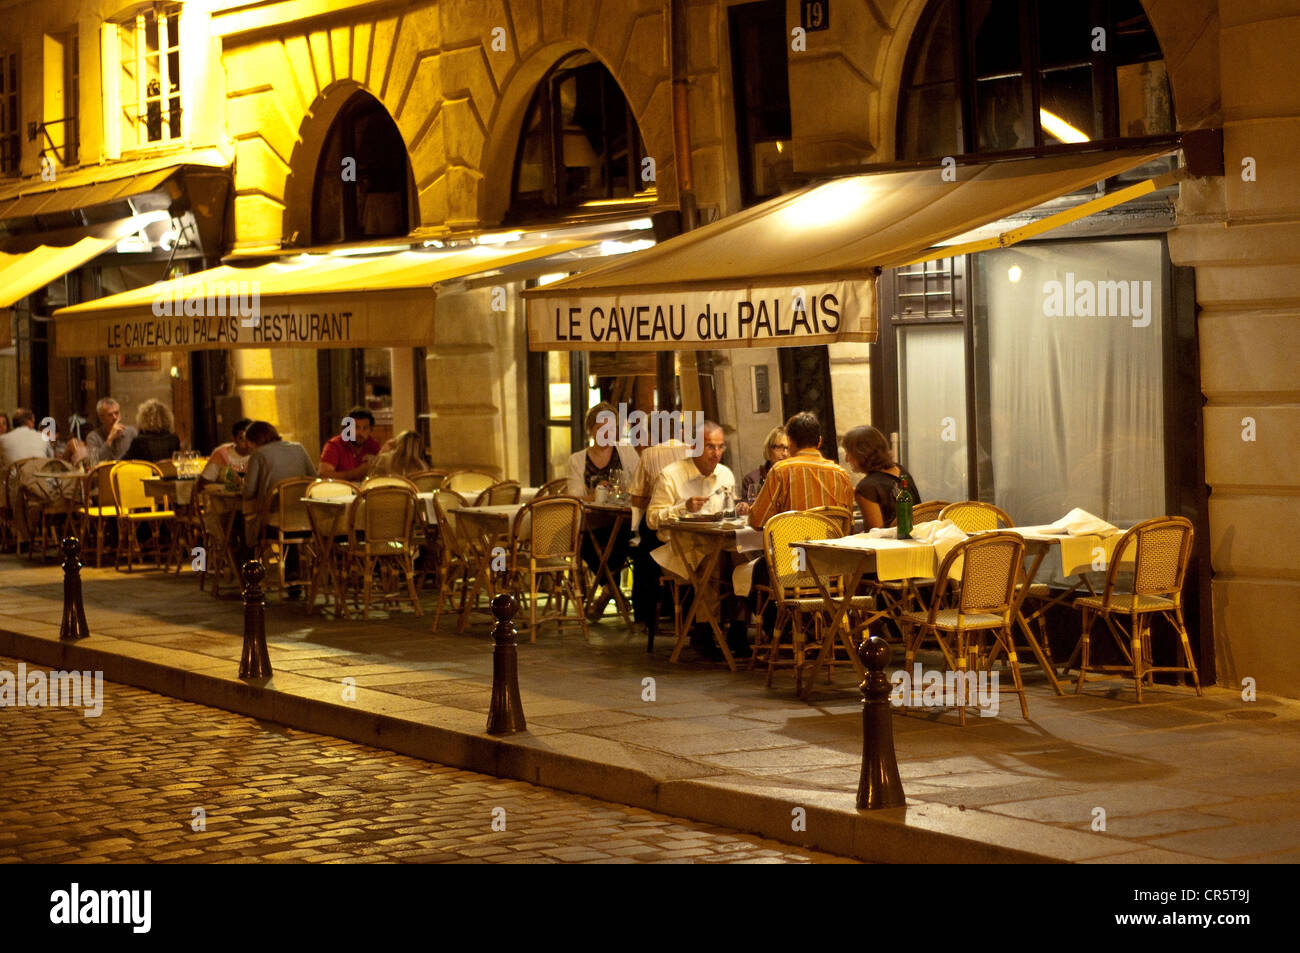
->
xmin=536 ymin=478 xmax=569 ymax=499
xmin=808 ymin=505 xmax=853 ymax=536
xmin=430 ymin=489 xmax=474 ymax=632
xmin=110 ymin=461 xmax=175 ymax=571
xmin=507 ymin=496 xmax=589 ymax=642
xmin=910 ymin=501 xmax=949 ymax=524
xmin=446 ymin=470 xmax=497 ymax=497
xmin=757 ymin=512 xmax=876 ymax=692
xmin=337 ymin=484 xmax=423 ymax=619
xmin=362 ymin=474 xmax=420 ymax=492
xmin=900 ymin=531 xmax=1030 ymax=725
xmin=1070 ymin=516 xmax=1200 ymax=702
xmin=19 ymin=458 xmax=82 ymax=561
xmin=256 ymin=477 xmax=315 ymax=592
xmin=938 ymin=501 xmax=1014 ymax=533
xmin=475 ymin=480 xmax=522 ymax=506
xmin=303 ymin=480 xmax=359 ymax=614
xmin=409 ymin=469 xmax=448 ymax=493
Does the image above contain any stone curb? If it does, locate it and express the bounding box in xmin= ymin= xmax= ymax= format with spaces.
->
xmin=1 ymin=625 xmax=1085 ymax=863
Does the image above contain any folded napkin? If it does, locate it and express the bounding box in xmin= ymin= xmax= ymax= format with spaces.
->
xmin=1046 ymin=507 xmax=1118 ymax=537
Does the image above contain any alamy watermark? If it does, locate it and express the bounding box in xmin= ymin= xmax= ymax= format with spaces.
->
xmin=50 ymin=883 xmax=150 ymax=933
xmin=152 ymin=278 xmax=262 ymax=327
xmin=1041 ymin=273 xmax=1153 ymax=328
xmin=890 ymin=663 xmax=999 ymax=718
xmin=0 ymin=663 xmax=104 ymax=717
xmin=593 ymin=405 xmax=706 ymax=456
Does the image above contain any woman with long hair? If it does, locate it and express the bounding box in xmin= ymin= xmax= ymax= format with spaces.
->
xmin=371 ymin=429 xmax=430 ymax=477
xmin=841 ymin=425 xmax=922 ymax=530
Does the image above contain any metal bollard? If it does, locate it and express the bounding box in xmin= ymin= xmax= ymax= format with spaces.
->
xmin=59 ymin=536 xmax=89 ymax=642
xmin=857 ymin=635 xmax=905 ymax=810
xmin=486 ymin=592 xmax=526 ymax=735
xmin=238 ymin=560 xmax=272 ymax=679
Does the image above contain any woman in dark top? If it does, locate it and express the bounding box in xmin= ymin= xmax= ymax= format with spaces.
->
xmin=124 ymin=398 xmax=182 ymax=462
xmin=740 ymin=426 xmax=790 ymax=500
xmin=841 ymin=425 xmax=922 ymax=530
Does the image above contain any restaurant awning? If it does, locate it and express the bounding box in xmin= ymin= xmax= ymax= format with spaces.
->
xmin=523 ymin=146 xmax=1177 ymax=351
xmin=0 ymin=148 xmax=231 ymax=222
xmin=0 ymin=217 xmax=165 ymax=309
xmin=50 ymin=237 xmax=601 ymax=358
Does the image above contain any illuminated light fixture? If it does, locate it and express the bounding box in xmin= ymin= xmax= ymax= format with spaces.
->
xmin=599 ymin=238 xmax=655 ymax=256
xmin=422 ymin=240 xmax=445 ymax=248
xmin=782 ymin=176 xmax=870 ymax=228
xmin=627 ymin=217 xmax=654 ymax=230
xmin=775 ymin=140 xmax=785 ymax=153
xmin=476 ymin=230 xmax=524 ymax=246
xmin=578 ymin=197 xmax=656 ymax=208
xmin=113 ymin=209 xmax=172 ymax=254
xmin=1008 ymin=264 xmax=1022 ymax=283
xmin=536 ymin=273 xmax=568 ymax=287
xmin=1040 ymin=108 xmax=1090 ymax=144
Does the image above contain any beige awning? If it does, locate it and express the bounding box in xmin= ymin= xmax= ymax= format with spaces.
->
xmin=0 ymin=216 xmax=167 ymax=308
xmin=523 ymin=146 xmax=1175 ymax=351
xmin=50 ymin=238 xmax=598 ymax=358
xmin=0 ymin=148 xmax=231 ymax=221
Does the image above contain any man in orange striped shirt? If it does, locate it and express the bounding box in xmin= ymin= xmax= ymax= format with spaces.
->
xmin=747 ymin=412 xmax=854 ymax=529
xmin=740 ymin=412 xmax=855 ymax=653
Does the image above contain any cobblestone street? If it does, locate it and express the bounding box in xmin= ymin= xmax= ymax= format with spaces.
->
xmin=0 ymin=659 xmax=855 ymax=864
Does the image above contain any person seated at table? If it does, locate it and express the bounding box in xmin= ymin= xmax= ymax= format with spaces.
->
xmin=0 ymin=408 xmax=52 ymax=472
xmin=841 ymin=424 xmax=923 ymax=530
xmin=74 ymin=397 xmax=138 ymax=466
xmin=123 ymin=399 xmax=182 ymax=462
xmin=319 ymin=407 xmax=381 ymax=482
xmin=199 ymin=418 xmax=253 ymax=490
xmin=646 ymin=421 xmax=752 ymax=660
xmin=0 ymin=412 xmax=9 ymax=436
xmin=567 ymin=402 xmax=640 ymax=619
xmin=628 ymin=429 xmax=692 ymax=630
xmin=240 ymin=421 xmax=317 ymax=579
xmin=744 ymin=411 xmax=857 ymax=648
xmin=371 ymin=430 xmax=429 ymax=477
xmin=740 ymin=426 xmax=790 ymax=501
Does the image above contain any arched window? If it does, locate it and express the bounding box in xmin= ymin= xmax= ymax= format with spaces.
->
xmin=898 ymin=0 xmax=1173 ymax=159
xmin=311 ymin=91 xmax=414 ymax=244
xmin=508 ymin=54 xmax=653 ymax=219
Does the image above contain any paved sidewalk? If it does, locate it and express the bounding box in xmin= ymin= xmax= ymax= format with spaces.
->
xmin=4 ymin=556 xmax=1299 ymax=863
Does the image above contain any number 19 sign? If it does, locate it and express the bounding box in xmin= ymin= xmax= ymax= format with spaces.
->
xmin=802 ymin=0 xmax=829 ymax=31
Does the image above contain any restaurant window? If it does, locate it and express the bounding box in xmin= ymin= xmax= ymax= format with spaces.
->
xmin=64 ymin=31 xmax=80 ymax=165
xmin=111 ymin=3 xmax=184 ymax=148
xmin=508 ymin=54 xmax=654 ymax=220
xmin=312 ymin=91 xmax=414 ymax=244
xmin=0 ymin=48 xmax=18 ymax=175
xmin=898 ymin=0 xmax=1173 ymax=160
xmin=729 ymin=0 xmax=793 ymax=206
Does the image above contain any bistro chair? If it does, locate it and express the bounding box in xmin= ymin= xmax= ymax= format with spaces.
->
xmin=938 ymin=501 xmax=1015 ymax=533
xmin=900 ymin=531 xmax=1029 ymax=726
xmin=446 ymin=469 xmax=497 ymax=497
xmin=337 ymin=484 xmax=422 ymax=619
xmin=256 ymin=477 xmax=315 ymax=593
xmin=0 ymin=460 xmax=19 ymax=553
xmin=507 ymin=496 xmax=588 ymax=642
xmin=911 ymin=500 xmax=949 ymax=524
xmin=303 ymin=480 xmax=358 ymax=615
xmin=110 ymin=461 xmax=174 ymax=572
xmin=475 ymin=480 xmax=521 ymax=506
xmin=757 ymin=511 xmax=875 ymax=693
xmin=430 ymin=489 xmax=473 ymax=632
xmin=20 ymin=458 xmax=81 ymax=561
xmin=154 ymin=459 xmax=178 ymax=478
xmin=409 ymin=469 xmax=448 ymax=493
xmin=808 ymin=505 xmax=853 ymax=536
xmin=1070 ymin=516 xmax=1199 ymax=702
xmin=536 ymin=477 xmax=569 ymax=499
xmin=305 ymin=478 xmax=359 ymax=500
xmin=362 ymin=474 xmax=420 ymax=492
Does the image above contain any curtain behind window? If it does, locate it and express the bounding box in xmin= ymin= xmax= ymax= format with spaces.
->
xmin=978 ymin=239 xmax=1165 ymax=529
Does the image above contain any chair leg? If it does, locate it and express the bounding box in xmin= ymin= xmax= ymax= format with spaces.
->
xmin=1172 ymin=607 xmax=1202 ymax=695
xmin=1130 ymin=613 xmax=1145 ymax=703
xmin=1075 ymin=608 xmax=1093 ymax=694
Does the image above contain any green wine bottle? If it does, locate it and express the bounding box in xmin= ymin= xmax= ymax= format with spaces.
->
xmin=896 ymin=475 xmax=914 ymax=540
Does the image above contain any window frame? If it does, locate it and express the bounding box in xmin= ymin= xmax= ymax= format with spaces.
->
xmin=106 ymin=2 xmax=186 ymax=153
xmin=0 ymin=47 xmax=20 ymax=176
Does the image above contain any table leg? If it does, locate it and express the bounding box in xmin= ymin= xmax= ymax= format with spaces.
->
xmin=667 ymin=534 xmax=734 ymax=670
xmin=798 ymin=555 xmax=873 ymax=700
xmin=1010 ymin=545 xmax=1064 ymax=696
xmin=584 ymin=512 xmax=632 ymax=625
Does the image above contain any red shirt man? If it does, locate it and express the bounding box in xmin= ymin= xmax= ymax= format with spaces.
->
xmin=319 ymin=408 xmax=381 ymax=482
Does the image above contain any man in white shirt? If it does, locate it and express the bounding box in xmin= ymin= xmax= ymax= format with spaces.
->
xmin=0 ymin=409 xmax=53 ymax=471
xmin=629 ymin=436 xmax=692 ymax=631
xmin=645 ymin=422 xmax=751 ymax=659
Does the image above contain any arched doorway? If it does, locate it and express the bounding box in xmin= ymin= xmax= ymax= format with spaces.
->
xmin=310 ymin=91 xmax=417 ymax=449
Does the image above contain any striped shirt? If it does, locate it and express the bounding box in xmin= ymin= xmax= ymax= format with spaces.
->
xmin=747 ymin=448 xmax=855 ymax=528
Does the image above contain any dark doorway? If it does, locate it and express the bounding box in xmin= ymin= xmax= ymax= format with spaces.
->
xmin=778 ymin=345 xmax=838 ymax=462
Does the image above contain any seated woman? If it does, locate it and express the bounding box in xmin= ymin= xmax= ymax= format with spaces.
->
xmin=841 ymin=425 xmax=922 ymax=530
xmin=740 ymin=426 xmax=790 ymax=500
xmin=370 ymin=430 xmax=429 ymax=477
xmin=566 ymin=402 xmax=640 ymax=619
xmin=124 ymin=399 xmax=182 ymax=462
